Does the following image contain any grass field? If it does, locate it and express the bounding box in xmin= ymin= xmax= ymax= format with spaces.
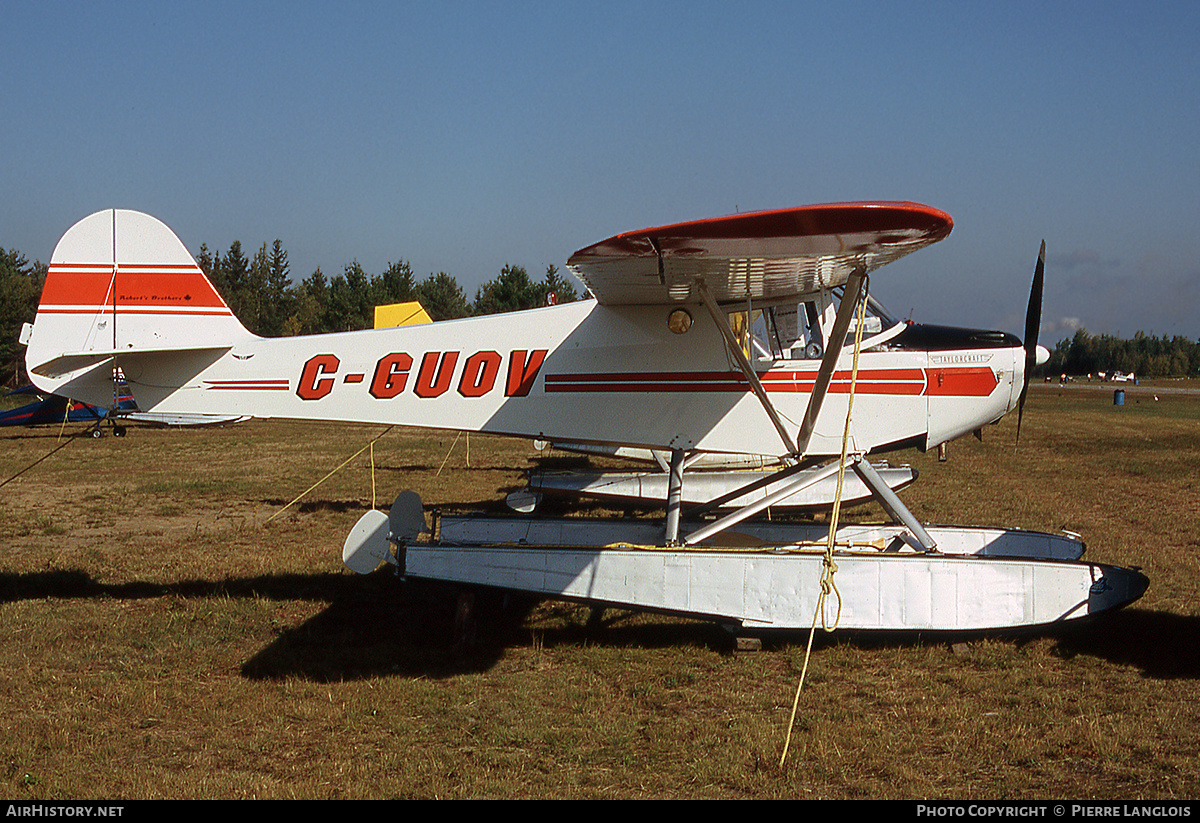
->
xmin=0 ymin=381 xmax=1197 ymax=799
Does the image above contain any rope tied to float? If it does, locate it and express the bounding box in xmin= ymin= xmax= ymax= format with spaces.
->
xmin=781 ymin=275 xmax=870 ymax=767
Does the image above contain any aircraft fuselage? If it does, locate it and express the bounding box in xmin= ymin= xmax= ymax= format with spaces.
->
xmin=38 ymin=299 xmax=1021 ymax=458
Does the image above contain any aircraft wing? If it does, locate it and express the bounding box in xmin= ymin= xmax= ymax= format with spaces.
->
xmin=566 ymin=201 xmax=952 ymax=306
xmin=117 ymin=412 xmax=249 ymax=428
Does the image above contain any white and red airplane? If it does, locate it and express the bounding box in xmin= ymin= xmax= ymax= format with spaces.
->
xmin=22 ymin=203 xmax=1147 ymax=633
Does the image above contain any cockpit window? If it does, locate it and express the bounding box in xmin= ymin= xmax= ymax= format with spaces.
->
xmin=736 ymin=290 xmax=903 ymax=362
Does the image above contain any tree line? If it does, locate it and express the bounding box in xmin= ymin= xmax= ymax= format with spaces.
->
xmin=194 ymin=239 xmax=579 ymax=336
xmin=3 ymin=237 xmax=1198 ymax=387
xmin=1 ymin=238 xmax=579 ymax=387
xmin=1041 ymin=328 xmax=1200 ymax=380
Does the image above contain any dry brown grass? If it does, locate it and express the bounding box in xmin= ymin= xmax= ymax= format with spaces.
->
xmin=0 ymin=381 xmax=1197 ymax=799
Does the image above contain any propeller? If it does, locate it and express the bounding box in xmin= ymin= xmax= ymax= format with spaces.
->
xmin=1015 ymin=240 xmax=1045 ymax=448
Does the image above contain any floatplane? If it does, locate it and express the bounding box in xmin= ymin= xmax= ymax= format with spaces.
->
xmin=22 ymin=203 xmax=1147 ymax=633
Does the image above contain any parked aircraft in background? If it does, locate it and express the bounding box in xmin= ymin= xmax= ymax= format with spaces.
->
xmin=0 ymin=382 xmax=246 ymax=436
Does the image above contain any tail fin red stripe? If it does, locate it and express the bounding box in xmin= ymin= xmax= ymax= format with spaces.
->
xmin=40 ymin=263 xmax=230 ymax=310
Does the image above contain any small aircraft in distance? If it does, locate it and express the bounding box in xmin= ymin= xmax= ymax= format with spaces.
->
xmin=22 ymin=204 xmax=1147 ymax=634
xmin=0 ymin=384 xmax=111 ymax=434
xmin=0 ymin=382 xmax=247 ymax=436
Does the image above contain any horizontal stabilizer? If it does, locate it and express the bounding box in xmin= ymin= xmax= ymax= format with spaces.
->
xmin=29 ymin=345 xmax=233 ymax=380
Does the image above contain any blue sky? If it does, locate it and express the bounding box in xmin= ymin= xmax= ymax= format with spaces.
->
xmin=4 ymin=1 xmax=1198 ymax=341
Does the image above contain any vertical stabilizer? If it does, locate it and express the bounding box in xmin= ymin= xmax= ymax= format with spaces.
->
xmin=24 ymin=209 xmax=254 ymax=405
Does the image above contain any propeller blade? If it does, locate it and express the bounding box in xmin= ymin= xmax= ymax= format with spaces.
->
xmin=1015 ymin=240 xmax=1045 ymax=448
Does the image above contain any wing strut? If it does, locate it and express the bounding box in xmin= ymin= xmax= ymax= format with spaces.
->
xmin=851 ymin=458 xmax=936 ymax=550
xmin=679 ymin=455 xmax=936 ymax=550
xmin=695 ymin=281 xmax=796 ymax=457
xmin=685 ymin=457 xmax=818 ymax=518
xmin=683 ymin=266 xmax=940 ymax=549
xmin=683 ymin=268 xmax=937 ymax=551
xmin=664 ymin=448 xmax=685 ymax=546
xmin=683 ymin=461 xmax=845 ymax=546
xmin=795 ymin=269 xmax=868 ymax=456
xmin=696 ymin=268 xmax=869 ymax=460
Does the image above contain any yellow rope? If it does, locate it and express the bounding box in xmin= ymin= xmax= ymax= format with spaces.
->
xmin=436 ymin=431 xmax=462 ymax=476
xmin=781 ymin=279 xmax=869 ymax=766
xmin=267 ymin=426 xmax=393 ymax=522
xmin=57 ymin=400 xmax=71 ymax=442
xmin=370 ymin=441 xmax=377 ymax=509
xmin=599 ymin=538 xmax=889 ymax=553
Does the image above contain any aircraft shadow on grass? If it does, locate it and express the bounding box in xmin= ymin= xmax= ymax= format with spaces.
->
xmin=1 ymin=567 xmax=1197 ymax=683
xmin=0 ymin=566 xmax=508 ymax=680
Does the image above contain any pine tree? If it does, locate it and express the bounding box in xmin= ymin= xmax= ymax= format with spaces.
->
xmin=0 ymin=248 xmax=44 ymax=387
xmin=378 ymin=260 xmax=416 ymax=305
xmin=472 ymin=264 xmax=541 ymax=315
xmin=414 ymin=272 xmax=469 ymax=320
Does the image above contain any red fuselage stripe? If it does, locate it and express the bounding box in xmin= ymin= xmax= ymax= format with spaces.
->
xmin=204 ymin=380 xmax=290 ymax=391
xmin=545 ymin=367 xmax=996 ymax=397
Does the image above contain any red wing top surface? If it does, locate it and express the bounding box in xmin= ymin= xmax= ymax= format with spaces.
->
xmin=566 ymin=201 xmax=953 ymax=306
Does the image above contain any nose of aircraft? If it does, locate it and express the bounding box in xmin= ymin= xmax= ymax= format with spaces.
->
xmin=1010 ymin=341 xmax=1029 ymax=412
